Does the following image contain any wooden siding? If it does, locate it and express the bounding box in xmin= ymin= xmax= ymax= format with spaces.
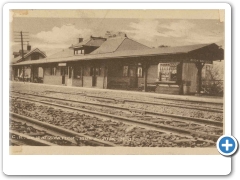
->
xmin=182 ymin=63 xmax=197 ymax=93
xmin=155 ymin=85 xmax=180 ymax=94
xmin=137 ymin=78 xmax=144 ymax=87
xmin=107 ymin=76 xmax=129 ymax=88
xmin=96 ymin=76 xmax=104 ymax=88
xmin=83 ymin=76 xmax=92 ymax=87
xmin=43 ymin=75 xmax=62 ymax=85
xmin=147 ymin=65 xmax=158 ymax=83
xmin=44 ymin=67 xmax=51 ymax=76
xmin=72 ymin=79 xmax=82 ymax=87
xmin=66 ymin=78 xmax=72 ymax=86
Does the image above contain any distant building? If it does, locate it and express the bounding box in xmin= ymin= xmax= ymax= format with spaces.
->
xmin=11 ymin=43 xmax=47 ymax=82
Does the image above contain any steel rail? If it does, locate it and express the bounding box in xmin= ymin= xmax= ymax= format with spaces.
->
xmin=42 ymin=90 xmax=223 ymax=112
xmin=11 ymin=91 xmax=223 ymax=127
xmin=10 ymin=96 xmax=221 ymax=141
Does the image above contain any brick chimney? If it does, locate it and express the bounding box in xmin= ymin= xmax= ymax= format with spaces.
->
xmin=27 ymin=42 xmax=31 ymax=51
xmin=78 ymin=38 xmax=83 ymax=43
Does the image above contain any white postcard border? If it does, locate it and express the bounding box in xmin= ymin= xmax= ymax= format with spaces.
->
xmin=3 ymin=3 xmax=231 ymax=175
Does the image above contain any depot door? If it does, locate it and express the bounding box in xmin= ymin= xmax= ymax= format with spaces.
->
xmin=129 ymin=66 xmax=138 ymax=88
xmin=61 ymin=67 xmax=67 ymax=84
xmin=91 ymin=66 xmax=99 ymax=87
xmin=33 ymin=66 xmax=39 ymax=81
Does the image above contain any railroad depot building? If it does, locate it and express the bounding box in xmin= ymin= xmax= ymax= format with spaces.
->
xmin=11 ymin=34 xmax=224 ymax=95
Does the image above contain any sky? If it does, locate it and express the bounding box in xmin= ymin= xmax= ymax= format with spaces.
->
xmin=10 ymin=11 xmax=224 ymax=57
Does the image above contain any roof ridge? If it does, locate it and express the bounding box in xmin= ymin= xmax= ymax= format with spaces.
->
xmin=126 ymin=38 xmax=151 ymax=49
xmin=72 ymin=39 xmax=91 ymax=48
xmin=16 ymin=48 xmax=47 ymax=62
xmin=33 ymin=48 xmax=46 ymax=56
xmin=113 ymin=37 xmax=127 ymax=52
xmin=47 ymin=48 xmax=70 ymax=57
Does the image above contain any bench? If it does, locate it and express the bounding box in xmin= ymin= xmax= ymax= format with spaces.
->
xmin=139 ymin=83 xmax=157 ymax=92
xmin=140 ymin=81 xmax=181 ymax=94
xmin=110 ymin=81 xmax=129 ymax=90
xmin=155 ymin=84 xmax=180 ymax=94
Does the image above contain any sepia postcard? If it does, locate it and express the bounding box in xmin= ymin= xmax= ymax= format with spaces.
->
xmin=8 ymin=8 xmax=226 ymax=156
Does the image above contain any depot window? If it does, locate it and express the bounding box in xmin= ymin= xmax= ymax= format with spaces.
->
xmin=50 ymin=67 xmax=56 ymax=75
xmin=90 ymin=67 xmax=101 ymax=76
xmin=137 ymin=67 xmax=143 ymax=78
xmin=158 ymin=63 xmax=177 ymax=82
xmin=123 ymin=66 xmax=128 ymax=77
xmin=61 ymin=67 xmax=68 ymax=76
xmin=74 ymin=49 xmax=84 ymax=55
xmin=69 ymin=67 xmax=72 ymax=78
xmin=14 ymin=68 xmax=18 ymax=77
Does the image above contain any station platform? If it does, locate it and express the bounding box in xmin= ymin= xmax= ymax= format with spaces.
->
xmin=10 ymin=81 xmax=223 ymax=104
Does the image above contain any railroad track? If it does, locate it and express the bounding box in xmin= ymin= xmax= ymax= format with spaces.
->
xmin=88 ymin=95 xmax=223 ymax=112
xmin=10 ymin=95 xmax=222 ymax=142
xmin=10 ymin=98 xmax=218 ymax=147
xmin=11 ymin=91 xmax=223 ymax=127
xmin=42 ymin=90 xmax=223 ymax=113
xmin=152 ymin=95 xmax=223 ymax=105
xmin=10 ymin=113 xmax=117 ymax=147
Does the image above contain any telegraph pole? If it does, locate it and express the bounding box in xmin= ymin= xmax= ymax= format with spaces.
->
xmin=20 ymin=31 xmax=25 ymax=82
xmin=14 ymin=31 xmax=29 ymax=82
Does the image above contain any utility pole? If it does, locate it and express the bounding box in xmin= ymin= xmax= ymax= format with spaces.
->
xmin=20 ymin=31 xmax=25 ymax=82
xmin=14 ymin=31 xmax=29 ymax=82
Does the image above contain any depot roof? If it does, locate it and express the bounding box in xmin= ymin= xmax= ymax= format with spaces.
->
xmin=12 ymin=43 xmax=224 ymax=66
